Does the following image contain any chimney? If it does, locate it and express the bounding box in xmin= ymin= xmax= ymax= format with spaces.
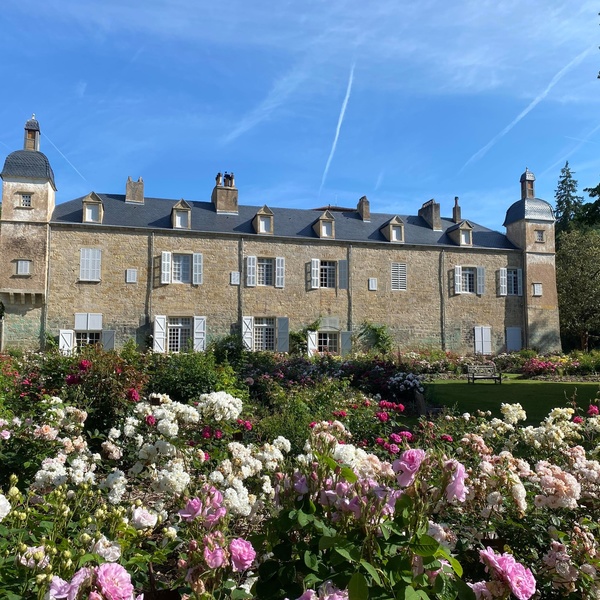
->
xmin=520 ymin=168 xmax=535 ymax=200
xmin=357 ymin=195 xmax=370 ymax=221
xmin=125 ymin=176 xmax=144 ymax=204
xmin=211 ymin=171 xmax=239 ymax=214
xmin=452 ymin=196 xmax=461 ymax=223
xmin=418 ymin=199 xmax=442 ymax=231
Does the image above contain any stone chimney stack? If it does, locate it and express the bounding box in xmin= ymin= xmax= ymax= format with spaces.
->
xmin=418 ymin=199 xmax=442 ymax=231
xmin=211 ymin=171 xmax=239 ymax=214
xmin=125 ymin=176 xmax=145 ymax=204
xmin=452 ymin=196 xmax=461 ymax=223
xmin=357 ymin=195 xmax=370 ymax=221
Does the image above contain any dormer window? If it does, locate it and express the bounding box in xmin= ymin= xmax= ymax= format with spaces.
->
xmin=447 ymin=220 xmax=473 ymax=246
xmin=82 ymin=193 xmax=104 ymax=224
xmin=253 ymin=206 xmax=274 ymax=235
xmin=171 ymin=200 xmax=192 ymax=229
xmin=460 ymin=229 xmax=472 ymax=245
xmin=380 ymin=216 xmax=404 ymax=243
xmin=313 ymin=210 xmax=335 ymax=239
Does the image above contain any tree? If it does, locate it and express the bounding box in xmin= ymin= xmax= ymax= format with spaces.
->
xmin=554 ymin=161 xmax=583 ymax=234
xmin=556 ymin=229 xmax=600 ymax=351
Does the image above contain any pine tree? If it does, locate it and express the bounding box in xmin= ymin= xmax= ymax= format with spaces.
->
xmin=554 ymin=161 xmax=583 ymax=234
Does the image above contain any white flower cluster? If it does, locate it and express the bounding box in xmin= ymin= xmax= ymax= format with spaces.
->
xmin=0 ymin=494 xmax=11 ymax=522
xmin=152 ymin=458 xmax=191 ymax=496
xmin=196 ymin=391 xmax=243 ymax=422
xmin=333 ymin=443 xmax=393 ymax=480
xmin=500 ymin=403 xmax=527 ymax=425
xmin=100 ymin=469 xmax=128 ymax=504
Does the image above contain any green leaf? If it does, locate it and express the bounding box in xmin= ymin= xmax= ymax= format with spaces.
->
xmin=231 ymin=589 xmax=253 ymax=599
xmin=304 ymin=551 xmax=319 ymax=571
xmin=340 ymin=466 xmax=358 ymax=483
xmin=319 ymin=535 xmax=344 ymax=550
xmin=297 ymin=510 xmax=313 ymax=527
xmin=349 ymin=572 xmax=369 ymax=600
xmin=404 ymin=587 xmax=430 ymax=600
xmin=410 ymin=534 xmax=439 ymax=557
xmin=304 ymin=573 xmax=322 ymax=588
xmin=360 ymin=559 xmax=382 ymax=586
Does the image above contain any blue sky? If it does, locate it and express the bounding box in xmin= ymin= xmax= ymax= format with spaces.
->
xmin=0 ymin=0 xmax=598 ymax=231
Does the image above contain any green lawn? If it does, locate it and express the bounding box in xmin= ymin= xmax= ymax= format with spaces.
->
xmin=424 ymin=375 xmax=600 ymax=425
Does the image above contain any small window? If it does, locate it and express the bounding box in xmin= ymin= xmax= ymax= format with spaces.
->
xmin=391 ymin=263 xmax=407 ymax=291
xmin=318 ymin=332 xmax=339 ymax=354
xmin=462 ymin=267 xmax=476 ymax=294
xmin=257 ymin=258 xmax=274 ymax=286
xmin=259 ymin=216 xmax=271 ymax=233
xmin=368 ymin=277 xmax=377 ymax=291
xmin=532 ymin=283 xmax=543 ymax=296
xmin=167 ymin=317 xmax=192 ymax=352
xmin=16 ymin=260 xmax=31 ymax=276
xmin=460 ymin=230 xmax=471 ymax=245
xmin=20 ymin=194 xmax=32 ymax=207
xmin=230 ymin=271 xmax=240 ymax=285
xmin=322 ymin=221 xmax=333 ymax=237
xmin=75 ymin=332 xmax=101 ymax=349
xmin=84 ymin=204 xmax=100 ymax=223
xmin=535 ymin=230 xmax=545 ymax=243
xmin=391 ymin=226 xmax=403 ymax=242
xmin=320 ymin=261 xmax=336 ymax=288
xmin=174 ymin=210 xmax=189 ymax=229
xmin=126 ymin=268 xmax=138 ymax=283
xmin=254 ymin=317 xmax=276 ymax=351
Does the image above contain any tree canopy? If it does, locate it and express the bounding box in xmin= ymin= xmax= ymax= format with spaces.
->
xmin=554 ymin=161 xmax=583 ymax=234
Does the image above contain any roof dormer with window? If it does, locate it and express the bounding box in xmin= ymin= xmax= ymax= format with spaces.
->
xmin=82 ymin=192 xmax=104 ymax=224
xmin=447 ymin=220 xmax=473 ymax=246
xmin=172 ymin=199 xmax=192 ymax=229
xmin=380 ymin=216 xmax=404 ymax=243
xmin=253 ymin=205 xmax=274 ymax=235
xmin=313 ymin=210 xmax=335 ymax=239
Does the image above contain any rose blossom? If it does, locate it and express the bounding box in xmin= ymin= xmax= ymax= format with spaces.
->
xmin=229 ymin=538 xmax=256 ymax=572
xmin=131 ymin=506 xmax=158 ymax=530
xmin=203 ymin=544 xmax=227 ymax=569
xmin=95 ymin=563 xmax=135 ymax=600
xmin=444 ymin=459 xmax=468 ymax=503
xmin=392 ymin=449 xmax=426 ymax=487
xmin=179 ymin=497 xmax=203 ymax=521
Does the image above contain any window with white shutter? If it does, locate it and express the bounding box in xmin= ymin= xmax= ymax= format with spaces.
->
xmin=192 ymin=253 xmax=203 ymax=285
xmin=80 ymin=248 xmax=101 ymax=281
xmin=246 ymin=256 xmax=257 ymax=287
xmin=391 ymin=262 xmax=407 ymax=291
xmin=161 ymin=252 xmax=172 ymax=284
xmin=275 ymin=257 xmax=285 ymax=288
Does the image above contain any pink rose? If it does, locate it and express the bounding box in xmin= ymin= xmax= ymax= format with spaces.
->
xmin=179 ymin=498 xmax=203 ymax=521
xmin=95 ymin=563 xmax=134 ymax=600
xmin=393 ymin=449 xmax=426 ymax=487
xmin=229 ymin=538 xmax=256 ymax=572
xmin=587 ymin=405 xmax=599 ymax=416
xmin=203 ymin=545 xmax=227 ymax=569
xmin=444 ymin=459 xmax=468 ymax=503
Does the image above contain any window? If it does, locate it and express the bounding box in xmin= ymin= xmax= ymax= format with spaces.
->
xmin=507 ymin=269 xmax=521 ymax=296
xmin=257 ymin=258 xmax=274 ymax=286
xmin=535 ymin=230 xmax=545 ymax=243
xmin=368 ymin=277 xmax=377 ymax=291
xmin=20 ymin=194 xmax=32 ymax=207
xmin=258 ymin=216 xmax=271 ymax=233
xmin=532 ymin=283 xmax=543 ymax=297
xmin=161 ymin=252 xmax=203 ymax=285
xmin=391 ymin=225 xmax=403 ymax=242
xmin=391 ymin=263 xmax=407 ymax=291
xmin=76 ymin=332 xmax=101 ymax=348
xmin=167 ymin=317 xmax=192 ymax=352
xmin=74 ymin=313 xmax=104 ymax=350
xmin=126 ymin=269 xmax=138 ymax=283
xmin=79 ymin=248 xmax=101 ymax=281
xmin=174 ymin=210 xmax=189 ymax=229
xmin=318 ymin=332 xmax=339 ymax=354
xmin=84 ymin=204 xmax=100 ymax=222
xmin=16 ymin=260 xmax=31 ymax=276
xmin=454 ymin=266 xmax=485 ymax=295
xmin=321 ymin=221 xmax=333 ymax=237
xmin=254 ymin=317 xmax=276 ymax=350
xmin=460 ymin=230 xmax=471 ymax=245
xmin=320 ymin=261 xmax=336 ymax=288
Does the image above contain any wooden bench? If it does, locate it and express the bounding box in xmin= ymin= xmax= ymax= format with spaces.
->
xmin=466 ymin=364 xmax=502 ymax=384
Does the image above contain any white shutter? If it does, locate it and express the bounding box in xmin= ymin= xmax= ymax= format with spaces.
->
xmin=153 ymin=316 xmax=167 ymax=353
xmin=276 ymin=317 xmax=289 ymax=352
xmin=193 ymin=316 xmax=206 ymax=351
xmin=454 ymin=265 xmax=462 ymax=294
xmin=338 ymin=259 xmax=348 ymax=290
xmin=59 ymin=330 xmax=74 ymax=356
xmin=310 ymin=259 xmax=320 ymax=289
xmin=102 ymin=330 xmax=116 ymax=350
xmin=474 ymin=326 xmax=483 ymax=354
xmin=307 ymin=330 xmax=317 ymax=356
xmin=275 ymin=257 xmax=285 ymax=288
xmin=482 ymin=326 xmax=492 ymax=354
xmin=517 ymin=269 xmax=523 ymax=296
xmin=126 ymin=268 xmax=138 ymax=283
xmin=88 ymin=313 xmax=103 ymax=331
xmin=506 ymin=327 xmax=522 ymax=352
xmin=477 ymin=267 xmax=485 ymax=295
xmin=340 ymin=331 xmax=352 ymax=356
xmin=499 ymin=268 xmax=507 ymax=296
xmin=74 ymin=313 xmax=88 ymax=330
xmin=242 ymin=316 xmax=254 ymax=350
xmin=161 ymin=252 xmax=172 ymax=284
xmin=80 ymin=248 xmax=100 ymax=281
xmin=368 ymin=278 xmax=377 ymax=291
xmin=391 ymin=263 xmax=407 ymax=291
xmin=193 ymin=253 xmax=203 ymax=285
xmin=246 ymin=256 xmax=257 ymax=287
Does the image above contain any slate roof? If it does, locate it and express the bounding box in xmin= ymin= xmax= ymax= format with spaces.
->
xmin=503 ymin=197 xmax=554 ymax=226
xmin=52 ymin=194 xmax=517 ymax=250
xmin=1 ymin=150 xmax=56 ymax=190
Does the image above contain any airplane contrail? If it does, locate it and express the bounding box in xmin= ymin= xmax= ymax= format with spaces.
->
xmin=320 ymin=62 xmax=356 ymax=195
xmin=460 ymin=46 xmax=594 ymax=173
xmin=43 ymin=133 xmax=88 ymax=182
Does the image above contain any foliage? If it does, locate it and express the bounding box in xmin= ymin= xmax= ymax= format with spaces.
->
xmin=288 ymin=319 xmax=321 ymax=356
xmin=357 ymin=321 xmax=393 ymax=355
xmin=554 ymin=161 xmax=583 ymax=235
xmin=556 ymin=229 xmax=600 ymax=351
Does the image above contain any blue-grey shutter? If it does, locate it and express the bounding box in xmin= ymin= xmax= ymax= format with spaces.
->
xmin=338 ymin=259 xmax=348 ymax=290
xmin=74 ymin=313 xmax=88 ymax=330
xmin=275 ymin=257 xmax=285 ymax=288
xmin=161 ymin=252 xmax=172 ymax=284
xmin=506 ymin=327 xmax=522 ymax=352
xmin=88 ymin=313 xmax=103 ymax=331
xmin=246 ymin=256 xmax=257 ymax=287
xmin=454 ymin=265 xmax=462 ymax=294
xmin=102 ymin=330 xmax=116 ymax=350
xmin=153 ymin=316 xmax=167 ymax=352
xmin=193 ymin=316 xmax=206 ymax=351
xmin=59 ymin=330 xmax=74 ymax=356
xmin=340 ymin=331 xmax=352 ymax=356
xmin=242 ymin=316 xmax=254 ymax=350
xmin=310 ymin=259 xmax=320 ymax=289
xmin=499 ymin=268 xmax=507 ymax=296
xmin=276 ymin=317 xmax=289 ymax=352
xmin=477 ymin=267 xmax=485 ymax=295
xmin=193 ymin=253 xmax=203 ymax=285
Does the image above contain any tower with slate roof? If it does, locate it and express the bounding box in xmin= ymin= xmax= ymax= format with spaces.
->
xmin=503 ymin=168 xmax=561 ymax=352
xmin=0 ymin=116 xmax=56 ymax=348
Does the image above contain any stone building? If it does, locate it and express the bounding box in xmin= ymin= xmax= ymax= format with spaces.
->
xmin=0 ymin=117 xmax=561 ymax=355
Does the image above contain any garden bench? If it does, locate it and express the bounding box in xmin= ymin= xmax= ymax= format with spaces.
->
xmin=466 ymin=364 xmax=502 ymax=384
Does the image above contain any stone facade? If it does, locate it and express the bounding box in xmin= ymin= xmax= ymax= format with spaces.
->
xmin=0 ymin=117 xmax=562 ymax=355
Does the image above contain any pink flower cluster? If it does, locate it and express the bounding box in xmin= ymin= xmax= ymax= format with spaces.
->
xmin=533 ymin=461 xmax=581 ymax=509
xmin=178 ymin=485 xmax=227 ymax=527
xmin=236 ymin=418 xmax=253 ymax=430
xmin=477 ymin=546 xmax=536 ymax=600
xmin=48 ymin=563 xmax=142 ymax=600
xmin=393 ymin=449 xmax=426 ymax=487
xmin=378 ymin=400 xmax=405 ymax=413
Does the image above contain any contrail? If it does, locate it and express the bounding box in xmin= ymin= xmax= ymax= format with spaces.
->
xmin=42 ymin=133 xmax=88 ymax=183
xmin=460 ymin=46 xmax=594 ymax=173
xmin=320 ymin=62 xmax=356 ymax=195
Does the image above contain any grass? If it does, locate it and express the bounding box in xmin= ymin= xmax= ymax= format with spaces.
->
xmin=424 ymin=374 xmax=600 ymax=425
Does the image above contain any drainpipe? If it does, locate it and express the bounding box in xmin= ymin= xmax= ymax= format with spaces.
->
xmin=439 ymin=249 xmax=446 ymax=351
xmin=347 ymin=245 xmax=352 ymax=333
xmin=42 ymin=224 xmax=52 ymax=348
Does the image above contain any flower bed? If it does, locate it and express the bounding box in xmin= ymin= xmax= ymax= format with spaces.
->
xmin=0 ymin=348 xmax=599 ymax=598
